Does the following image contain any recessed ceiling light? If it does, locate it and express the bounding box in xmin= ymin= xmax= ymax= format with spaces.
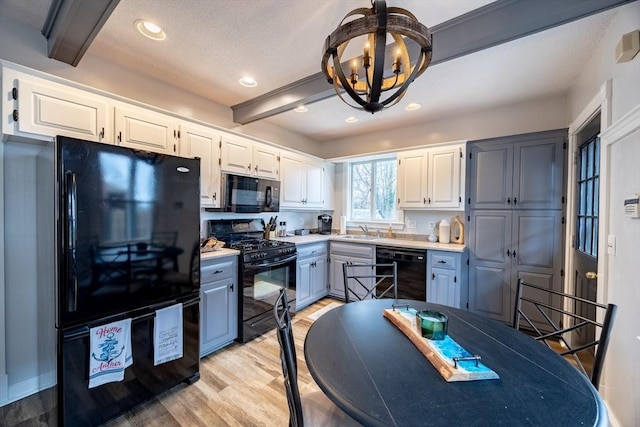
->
xmin=134 ymin=19 xmax=166 ymax=41
xmin=345 ymin=116 xmax=358 ymax=123
xmin=294 ymin=105 xmax=308 ymax=113
xmin=405 ymin=103 xmax=422 ymax=111
xmin=239 ymin=76 xmax=257 ymax=87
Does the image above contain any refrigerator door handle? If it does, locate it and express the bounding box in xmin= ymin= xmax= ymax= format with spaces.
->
xmin=66 ymin=171 xmax=79 ymax=312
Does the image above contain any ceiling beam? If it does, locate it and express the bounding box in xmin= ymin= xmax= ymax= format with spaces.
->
xmin=42 ymin=0 xmax=120 ymax=67
xmin=232 ymin=0 xmax=634 ymax=125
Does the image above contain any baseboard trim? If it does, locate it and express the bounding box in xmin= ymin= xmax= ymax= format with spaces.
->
xmin=2 ymin=371 xmax=55 ymax=407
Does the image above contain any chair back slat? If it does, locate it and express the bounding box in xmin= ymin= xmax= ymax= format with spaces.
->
xmin=513 ymin=279 xmax=617 ymax=390
xmin=342 ymin=262 xmax=398 ymax=303
xmin=274 ymin=289 xmax=304 ymax=426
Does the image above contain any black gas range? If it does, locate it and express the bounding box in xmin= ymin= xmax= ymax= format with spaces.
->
xmin=207 ymin=219 xmax=297 ymax=343
xmin=230 ymin=238 xmax=297 ymax=265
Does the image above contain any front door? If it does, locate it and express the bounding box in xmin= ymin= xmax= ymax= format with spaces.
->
xmin=573 ymin=130 xmax=600 ymax=353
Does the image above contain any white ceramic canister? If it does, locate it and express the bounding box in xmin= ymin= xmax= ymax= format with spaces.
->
xmin=438 ymin=219 xmax=450 ymax=243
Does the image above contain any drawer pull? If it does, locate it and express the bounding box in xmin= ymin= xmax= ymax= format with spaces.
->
xmin=214 ymin=270 xmax=223 ymax=274
xmin=438 ymin=260 xmax=446 ymax=264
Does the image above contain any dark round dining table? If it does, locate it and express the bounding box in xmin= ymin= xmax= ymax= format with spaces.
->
xmin=303 ymin=299 xmax=607 ymax=427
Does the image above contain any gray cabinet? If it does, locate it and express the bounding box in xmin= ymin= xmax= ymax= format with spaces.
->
xmin=329 ymin=242 xmax=375 ymax=300
xmin=468 ymin=210 xmax=563 ymax=323
xmin=427 ymin=250 xmax=468 ymax=309
xmin=296 ymin=242 xmax=328 ymax=309
xmin=200 ymin=256 xmax=238 ymax=357
xmin=467 ymin=130 xmax=566 ymax=325
xmin=468 ymin=131 xmax=565 ymax=210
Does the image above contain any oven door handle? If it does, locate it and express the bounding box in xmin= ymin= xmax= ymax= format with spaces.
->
xmin=245 ymin=253 xmax=297 ymax=269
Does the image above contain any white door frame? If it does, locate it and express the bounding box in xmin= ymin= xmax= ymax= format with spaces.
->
xmin=565 ymin=81 xmax=612 ymax=307
xmin=0 ymin=142 xmax=7 ymax=405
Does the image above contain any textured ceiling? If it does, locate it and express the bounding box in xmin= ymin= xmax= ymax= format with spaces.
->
xmin=0 ymin=0 xmax=619 ymax=142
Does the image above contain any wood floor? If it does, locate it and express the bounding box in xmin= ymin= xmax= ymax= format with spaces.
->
xmin=1 ymin=298 xmax=338 ymax=427
xmin=1 ymin=298 xmax=596 ymax=426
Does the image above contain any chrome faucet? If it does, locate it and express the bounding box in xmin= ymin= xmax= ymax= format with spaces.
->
xmin=359 ymin=225 xmax=368 ymax=236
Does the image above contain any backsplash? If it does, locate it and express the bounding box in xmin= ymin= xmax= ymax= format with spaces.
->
xmin=200 ymin=210 xmax=334 ymax=238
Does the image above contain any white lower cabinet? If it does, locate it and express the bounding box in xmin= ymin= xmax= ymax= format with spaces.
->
xmin=200 ymin=256 xmax=238 ymax=357
xmin=329 ymin=242 xmax=375 ymax=300
xmin=426 ymin=250 xmax=468 ymax=309
xmin=296 ymin=242 xmax=328 ymax=309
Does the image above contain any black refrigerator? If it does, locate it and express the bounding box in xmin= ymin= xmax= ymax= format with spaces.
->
xmin=55 ymin=136 xmax=201 ymax=425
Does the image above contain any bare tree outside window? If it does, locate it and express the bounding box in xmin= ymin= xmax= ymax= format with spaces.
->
xmin=350 ymin=159 xmax=396 ymax=220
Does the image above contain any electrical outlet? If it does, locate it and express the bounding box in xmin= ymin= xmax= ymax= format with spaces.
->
xmin=428 ymin=221 xmax=435 ymax=229
xmin=408 ymin=220 xmax=417 ymax=229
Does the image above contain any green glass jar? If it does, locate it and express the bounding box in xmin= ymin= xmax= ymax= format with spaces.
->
xmin=416 ymin=310 xmax=448 ymax=340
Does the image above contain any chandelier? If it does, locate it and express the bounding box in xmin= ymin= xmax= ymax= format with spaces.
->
xmin=321 ymin=0 xmax=432 ymax=114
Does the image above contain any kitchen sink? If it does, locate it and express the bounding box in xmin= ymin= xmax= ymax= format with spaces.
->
xmin=340 ymin=235 xmax=379 ymax=241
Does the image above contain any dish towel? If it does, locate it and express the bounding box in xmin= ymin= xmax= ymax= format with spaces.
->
xmin=88 ymin=318 xmax=132 ymax=389
xmin=154 ymin=303 xmax=183 ymax=366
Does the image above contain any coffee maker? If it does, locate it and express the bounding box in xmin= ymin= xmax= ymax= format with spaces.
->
xmin=317 ymin=215 xmax=333 ymax=235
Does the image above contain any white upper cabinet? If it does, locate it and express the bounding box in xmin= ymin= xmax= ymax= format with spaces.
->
xmin=220 ymin=133 xmax=279 ymax=179
xmin=397 ymin=143 xmax=465 ymax=210
xmin=398 ymin=149 xmax=428 ymax=208
xmin=323 ymin=162 xmax=336 ymax=211
xmin=252 ymin=143 xmax=279 ymax=179
xmin=114 ymin=105 xmax=178 ymax=155
xmin=180 ymin=122 xmax=221 ymax=208
xmin=3 ymin=70 xmax=111 ymax=143
xmin=428 ymin=146 xmax=462 ymax=209
xmin=220 ymin=134 xmax=252 ymax=175
xmin=280 ymin=151 xmax=324 ymax=209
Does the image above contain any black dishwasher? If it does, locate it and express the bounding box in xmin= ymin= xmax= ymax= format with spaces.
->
xmin=376 ymin=246 xmax=427 ymax=301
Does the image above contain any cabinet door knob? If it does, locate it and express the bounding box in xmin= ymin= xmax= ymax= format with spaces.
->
xmin=513 ymin=197 xmax=517 ymax=205
xmin=506 ymin=249 xmax=511 ymax=257
xmin=432 ymin=273 xmax=435 ymax=280
xmin=507 ymin=197 xmax=511 ymax=205
xmin=230 ymin=283 xmax=234 ymax=292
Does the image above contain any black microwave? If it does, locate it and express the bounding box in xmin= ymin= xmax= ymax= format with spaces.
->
xmin=221 ymin=173 xmax=280 ymax=213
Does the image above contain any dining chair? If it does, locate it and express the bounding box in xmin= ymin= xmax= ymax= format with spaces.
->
xmin=273 ymin=289 xmax=361 ymax=427
xmin=342 ymin=262 xmax=398 ymax=303
xmin=512 ymin=278 xmax=617 ymax=390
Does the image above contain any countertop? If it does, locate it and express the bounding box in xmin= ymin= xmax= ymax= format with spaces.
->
xmin=273 ymin=233 xmax=467 ymax=253
xmin=201 ymin=247 xmax=240 ymax=261
xmin=199 ymin=235 xmax=466 ymax=260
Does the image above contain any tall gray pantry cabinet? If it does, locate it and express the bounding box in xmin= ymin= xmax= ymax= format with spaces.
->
xmin=466 ymin=129 xmax=566 ymax=325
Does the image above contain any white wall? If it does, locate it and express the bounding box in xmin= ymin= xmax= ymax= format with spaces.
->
xmin=601 ymin=117 xmax=640 ymax=427
xmin=567 ymin=2 xmax=640 ymax=425
xmin=319 ymin=95 xmax=569 ymax=159
xmin=2 ymin=141 xmax=56 ymax=404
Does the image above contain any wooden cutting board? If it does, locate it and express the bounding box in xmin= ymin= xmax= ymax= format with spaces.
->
xmin=383 ymin=308 xmax=499 ymax=382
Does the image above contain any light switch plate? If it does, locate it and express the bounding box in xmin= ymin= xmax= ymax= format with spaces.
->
xmin=607 ymin=235 xmax=616 ymax=255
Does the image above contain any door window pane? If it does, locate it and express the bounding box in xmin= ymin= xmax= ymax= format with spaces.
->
xmin=576 ymin=136 xmax=599 ymax=258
